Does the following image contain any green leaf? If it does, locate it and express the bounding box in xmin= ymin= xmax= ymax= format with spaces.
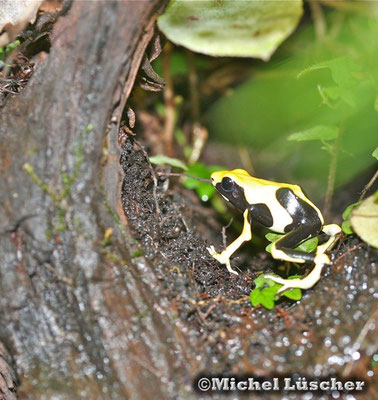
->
xmin=281 ymin=275 xmax=302 ymax=300
xmin=282 ymin=288 xmax=302 ymax=301
xmin=288 ymin=125 xmax=339 ymax=142
xmin=341 ymin=201 xmax=361 ymax=235
xmin=341 ymin=220 xmax=354 ymax=235
xmin=158 ymin=0 xmax=303 ymax=61
xmin=265 ymin=233 xmax=283 ymax=243
xmin=350 ymin=194 xmax=378 ymax=248
xmin=297 ymin=56 xmax=360 ymax=85
xmin=296 ymin=237 xmax=318 ymax=253
xmin=373 ymin=147 xmax=378 ymax=160
xmin=0 ymin=39 xmax=20 ymax=62
xmin=265 ymin=233 xmax=318 ymax=254
xmin=342 ymin=201 xmax=361 ymax=220
xmin=150 ymin=155 xmax=188 ymax=170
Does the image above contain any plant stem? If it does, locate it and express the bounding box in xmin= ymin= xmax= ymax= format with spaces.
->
xmin=162 ymin=42 xmax=175 ymax=156
xmin=359 ymin=169 xmax=378 ymax=201
xmin=324 ymin=125 xmax=343 ymax=219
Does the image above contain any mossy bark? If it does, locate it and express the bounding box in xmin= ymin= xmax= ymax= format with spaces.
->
xmin=0 ymin=1 xmax=186 ymax=398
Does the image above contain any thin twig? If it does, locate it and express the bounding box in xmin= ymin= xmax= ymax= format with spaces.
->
xmin=186 ymin=49 xmax=200 ymax=123
xmin=222 ymin=218 xmax=233 ymax=249
xmin=342 ymin=309 xmax=378 ymax=377
xmin=309 ymin=0 xmax=326 ymax=39
xmin=324 ymin=125 xmax=343 ymax=219
xmin=162 ymin=43 xmax=175 ymax=156
xmin=155 ymin=171 xmax=210 ymax=183
xmin=359 ymin=169 xmax=378 ymax=201
xmin=335 ymin=243 xmax=363 ymax=264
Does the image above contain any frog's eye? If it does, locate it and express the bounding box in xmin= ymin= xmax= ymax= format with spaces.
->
xmin=221 ymin=177 xmax=234 ymax=192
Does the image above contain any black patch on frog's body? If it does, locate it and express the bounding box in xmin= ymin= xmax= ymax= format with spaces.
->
xmin=248 ymin=203 xmax=273 ymax=228
xmin=215 ymin=181 xmax=273 ymax=228
xmin=215 ymin=181 xmax=249 ymax=211
xmin=276 ymin=188 xmax=322 ymax=233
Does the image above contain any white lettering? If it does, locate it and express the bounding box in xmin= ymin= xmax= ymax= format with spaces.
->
xmin=356 ymin=381 xmax=365 ymax=390
xmin=319 ymin=381 xmax=329 ymax=390
xmin=247 ymin=378 xmax=261 ymax=390
xmin=212 ymin=378 xmax=227 ymax=390
xmin=262 ymin=381 xmax=272 ymax=390
xmin=309 ymin=381 xmax=318 ymax=390
xmin=330 ymin=378 xmax=343 ymax=391
xmin=284 ymin=378 xmax=295 ymax=390
xmin=344 ymin=381 xmax=355 ymax=391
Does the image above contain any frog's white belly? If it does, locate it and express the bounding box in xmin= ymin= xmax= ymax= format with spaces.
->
xmin=245 ymin=185 xmax=293 ymax=233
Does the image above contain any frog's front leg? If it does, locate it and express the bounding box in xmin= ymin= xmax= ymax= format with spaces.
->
xmin=208 ymin=209 xmax=252 ymax=275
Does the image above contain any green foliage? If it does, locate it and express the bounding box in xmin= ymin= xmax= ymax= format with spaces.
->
xmin=150 ymin=154 xmax=188 ymax=171
xmin=183 ymin=162 xmax=222 ymax=201
xmin=341 ymin=201 xmax=361 ymax=235
xmin=288 ymin=125 xmax=339 ymax=143
xmin=207 ymin=11 xmax=378 ymax=200
xmin=250 ymin=274 xmax=302 ymax=310
xmin=373 ymin=147 xmax=378 ymax=160
xmin=158 ymin=0 xmax=303 ymax=60
xmin=265 ymin=232 xmax=318 ymax=254
xmin=131 ymin=249 xmax=144 ymax=258
xmin=0 ymin=39 xmax=20 ymax=61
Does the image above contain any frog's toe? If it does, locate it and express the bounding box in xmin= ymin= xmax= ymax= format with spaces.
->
xmin=225 ymin=261 xmax=239 ymax=275
xmin=207 ymin=245 xmax=218 ymax=257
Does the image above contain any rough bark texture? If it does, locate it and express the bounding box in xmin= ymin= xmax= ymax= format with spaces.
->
xmin=0 ymin=1 xmax=184 ymax=398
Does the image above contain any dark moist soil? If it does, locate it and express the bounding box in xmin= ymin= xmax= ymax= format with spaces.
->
xmin=120 ymin=138 xmax=377 ymax=396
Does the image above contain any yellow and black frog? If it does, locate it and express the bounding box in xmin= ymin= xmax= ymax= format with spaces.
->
xmin=208 ymin=169 xmax=341 ymax=294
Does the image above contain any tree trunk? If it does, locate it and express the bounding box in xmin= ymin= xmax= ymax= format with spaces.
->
xmin=0 ymin=1 xmax=193 ymax=398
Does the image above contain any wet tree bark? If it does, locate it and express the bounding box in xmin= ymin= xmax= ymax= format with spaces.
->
xmin=0 ymin=1 xmax=191 ymax=398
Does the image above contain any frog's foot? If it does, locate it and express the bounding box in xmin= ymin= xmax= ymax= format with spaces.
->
xmin=265 ymin=253 xmax=331 ymax=294
xmin=207 ymin=245 xmax=239 ymax=275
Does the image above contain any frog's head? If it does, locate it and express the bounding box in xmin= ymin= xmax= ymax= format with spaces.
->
xmin=210 ymin=169 xmax=250 ymax=212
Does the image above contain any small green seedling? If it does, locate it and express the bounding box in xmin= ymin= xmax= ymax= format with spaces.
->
xmin=250 ymin=274 xmax=302 ymax=310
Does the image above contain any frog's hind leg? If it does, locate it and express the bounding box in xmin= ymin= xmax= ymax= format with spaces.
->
xmin=264 ymin=223 xmax=330 ymax=293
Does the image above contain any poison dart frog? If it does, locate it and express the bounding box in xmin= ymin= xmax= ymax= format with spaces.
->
xmin=208 ymin=169 xmax=341 ymax=294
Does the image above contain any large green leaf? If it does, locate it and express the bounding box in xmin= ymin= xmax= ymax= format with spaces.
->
xmin=158 ymin=0 xmax=303 ymax=60
xmin=350 ymin=194 xmax=378 ymax=248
